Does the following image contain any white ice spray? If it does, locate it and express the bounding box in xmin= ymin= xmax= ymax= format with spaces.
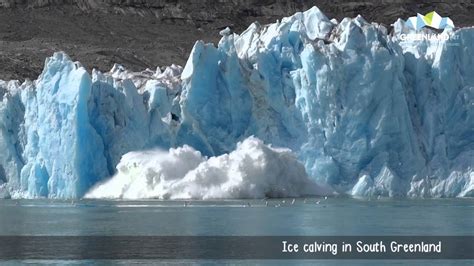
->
xmin=85 ymin=137 xmax=332 ymax=199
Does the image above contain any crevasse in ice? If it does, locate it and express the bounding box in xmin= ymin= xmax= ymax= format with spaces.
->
xmin=0 ymin=6 xmax=472 ymax=198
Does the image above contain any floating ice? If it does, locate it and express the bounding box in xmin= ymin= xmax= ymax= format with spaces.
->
xmin=85 ymin=137 xmax=329 ymax=199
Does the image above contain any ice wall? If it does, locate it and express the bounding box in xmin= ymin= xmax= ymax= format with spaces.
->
xmin=1 ymin=54 xmax=110 ymax=198
xmin=177 ymin=7 xmax=473 ymax=197
xmin=0 ymin=6 xmax=472 ymax=198
xmin=0 ymin=54 xmax=183 ymax=198
xmin=392 ymin=21 xmax=474 ymax=197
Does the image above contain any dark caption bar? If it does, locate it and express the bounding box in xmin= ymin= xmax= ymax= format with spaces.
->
xmin=0 ymin=236 xmax=472 ymax=260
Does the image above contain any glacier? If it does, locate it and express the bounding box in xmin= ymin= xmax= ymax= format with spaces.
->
xmin=0 ymin=6 xmax=472 ymax=199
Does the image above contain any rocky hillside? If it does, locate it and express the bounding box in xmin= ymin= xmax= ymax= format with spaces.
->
xmin=0 ymin=0 xmax=473 ymax=80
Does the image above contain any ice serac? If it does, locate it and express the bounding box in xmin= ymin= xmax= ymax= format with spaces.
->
xmin=392 ymin=21 xmax=474 ymax=197
xmin=177 ymin=6 xmax=473 ymax=197
xmin=87 ymin=64 xmax=180 ymax=174
xmin=0 ymin=80 xmax=23 ymax=199
xmin=0 ymin=53 xmax=183 ymax=199
xmin=85 ymin=137 xmax=329 ymax=199
xmin=0 ymin=6 xmax=473 ymax=199
xmin=19 ymin=53 xmax=110 ymax=198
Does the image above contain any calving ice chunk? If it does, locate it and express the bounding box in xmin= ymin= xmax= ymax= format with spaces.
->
xmin=85 ymin=137 xmax=329 ymax=199
xmin=0 ymin=6 xmax=472 ymax=199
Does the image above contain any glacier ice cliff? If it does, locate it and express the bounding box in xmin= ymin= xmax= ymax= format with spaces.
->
xmin=0 ymin=6 xmax=472 ymax=199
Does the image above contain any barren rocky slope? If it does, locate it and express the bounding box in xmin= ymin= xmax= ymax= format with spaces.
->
xmin=0 ymin=0 xmax=473 ymax=80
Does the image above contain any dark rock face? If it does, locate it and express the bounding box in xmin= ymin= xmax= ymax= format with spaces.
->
xmin=0 ymin=0 xmax=473 ymax=80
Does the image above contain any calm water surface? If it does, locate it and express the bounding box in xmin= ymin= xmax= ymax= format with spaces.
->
xmin=0 ymin=198 xmax=472 ymax=265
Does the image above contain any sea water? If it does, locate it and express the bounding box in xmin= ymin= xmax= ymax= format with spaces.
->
xmin=0 ymin=198 xmax=472 ymax=265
